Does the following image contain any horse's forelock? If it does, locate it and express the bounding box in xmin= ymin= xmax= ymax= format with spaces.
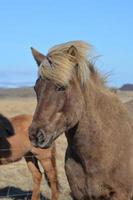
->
xmin=38 ymin=41 xmax=95 ymax=86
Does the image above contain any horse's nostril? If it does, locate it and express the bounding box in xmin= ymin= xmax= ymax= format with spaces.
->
xmin=29 ymin=127 xmax=37 ymax=141
xmin=29 ymin=127 xmax=47 ymax=147
xmin=36 ymin=129 xmax=46 ymax=144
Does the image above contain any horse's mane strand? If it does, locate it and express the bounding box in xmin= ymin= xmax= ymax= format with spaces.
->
xmin=39 ymin=41 xmax=99 ymax=86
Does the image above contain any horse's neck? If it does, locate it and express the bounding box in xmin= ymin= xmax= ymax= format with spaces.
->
xmin=66 ymin=83 xmax=110 ymax=155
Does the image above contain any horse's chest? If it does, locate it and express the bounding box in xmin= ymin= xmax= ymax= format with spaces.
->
xmin=65 ymin=146 xmax=88 ymax=199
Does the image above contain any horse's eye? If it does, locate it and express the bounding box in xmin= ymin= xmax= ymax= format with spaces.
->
xmin=56 ymin=85 xmax=66 ymax=91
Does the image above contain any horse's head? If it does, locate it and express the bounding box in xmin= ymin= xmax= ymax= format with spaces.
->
xmin=29 ymin=41 xmax=91 ymax=148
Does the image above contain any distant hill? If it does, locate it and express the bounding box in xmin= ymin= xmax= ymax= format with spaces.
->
xmin=0 ymin=87 xmax=35 ymax=98
xmin=120 ymin=84 xmax=133 ymax=91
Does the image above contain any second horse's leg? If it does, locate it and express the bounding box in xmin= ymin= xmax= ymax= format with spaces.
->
xmin=25 ymin=152 xmax=42 ymax=200
xmin=39 ymin=149 xmax=59 ymax=200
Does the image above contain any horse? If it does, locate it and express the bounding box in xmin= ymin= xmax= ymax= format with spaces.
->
xmin=0 ymin=114 xmax=58 ymax=200
xmin=29 ymin=40 xmax=133 ymax=200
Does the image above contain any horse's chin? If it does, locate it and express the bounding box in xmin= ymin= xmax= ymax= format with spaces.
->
xmin=37 ymin=131 xmax=63 ymax=148
xmin=52 ymin=130 xmax=64 ymax=140
xmin=33 ymin=134 xmax=53 ymax=149
xmin=30 ymin=129 xmax=64 ymax=149
xmin=37 ymin=140 xmax=52 ymax=148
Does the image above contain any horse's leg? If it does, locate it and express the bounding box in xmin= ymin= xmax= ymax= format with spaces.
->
xmin=65 ymin=147 xmax=86 ymax=200
xmin=25 ymin=152 xmax=42 ymax=200
xmin=39 ymin=152 xmax=58 ymax=200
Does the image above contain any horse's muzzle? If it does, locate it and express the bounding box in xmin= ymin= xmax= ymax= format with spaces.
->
xmin=29 ymin=127 xmax=53 ymax=148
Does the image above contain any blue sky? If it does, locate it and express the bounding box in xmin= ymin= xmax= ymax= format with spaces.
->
xmin=0 ymin=0 xmax=133 ymax=87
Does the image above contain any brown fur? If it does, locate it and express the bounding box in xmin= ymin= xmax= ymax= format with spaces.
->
xmin=0 ymin=114 xmax=58 ymax=200
xmin=30 ymin=41 xmax=133 ymax=200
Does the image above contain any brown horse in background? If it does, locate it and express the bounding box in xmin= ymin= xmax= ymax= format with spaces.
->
xmin=0 ymin=114 xmax=58 ymax=200
xmin=29 ymin=41 xmax=133 ymax=200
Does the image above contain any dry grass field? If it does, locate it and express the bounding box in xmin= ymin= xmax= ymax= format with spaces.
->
xmin=0 ymin=88 xmax=133 ymax=200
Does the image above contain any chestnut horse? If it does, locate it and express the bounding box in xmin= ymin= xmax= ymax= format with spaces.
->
xmin=0 ymin=114 xmax=58 ymax=200
xmin=29 ymin=41 xmax=133 ymax=200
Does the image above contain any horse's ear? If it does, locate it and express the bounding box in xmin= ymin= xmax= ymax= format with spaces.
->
xmin=67 ymin=45 xmax=78 ymax=57
xmin=31 ymin=47 xmax=46 ymax=66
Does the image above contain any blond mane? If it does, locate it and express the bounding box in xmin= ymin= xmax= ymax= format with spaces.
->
xmin=39 ymin=41 xmax=99 ymax=86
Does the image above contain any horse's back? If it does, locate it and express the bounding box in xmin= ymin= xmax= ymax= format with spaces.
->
xmin=10 ymin=114 xmax=32 ymax=136
xmin=10 ymin=114 xmax=32 ymax=124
